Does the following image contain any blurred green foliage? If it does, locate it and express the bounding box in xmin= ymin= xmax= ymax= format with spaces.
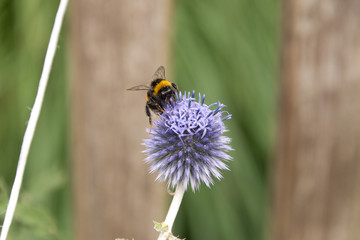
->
xmin=172 ymin=0 xmax=281 ymax=239
xmin=0 ymin=0 xmax=70 ymax=239
xmin=0 ymin=0 xmax=280 ymax=239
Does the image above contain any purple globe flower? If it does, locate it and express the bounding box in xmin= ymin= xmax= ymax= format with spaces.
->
xmin=143 ymin=91 xmax=233 ymax=191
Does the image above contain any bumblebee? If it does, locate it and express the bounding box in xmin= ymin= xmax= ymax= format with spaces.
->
xmin=127 ymin=66 xmax=179 ymax=125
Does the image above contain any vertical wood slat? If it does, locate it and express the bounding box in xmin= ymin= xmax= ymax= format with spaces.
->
xmin=71 ymin=1 xmax=172 ymax=239
xmin=273 ymin=1 xmax=360 ymax=240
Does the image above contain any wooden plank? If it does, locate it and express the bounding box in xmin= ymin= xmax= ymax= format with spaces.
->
xmin=273 ymin=1 xmax=360 ymax=240
xmin=71 ymin=1 xmax=172 ymax=239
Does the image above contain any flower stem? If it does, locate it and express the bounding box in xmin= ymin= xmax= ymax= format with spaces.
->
xmin=158 ymin=185 xmax=185 ymax=240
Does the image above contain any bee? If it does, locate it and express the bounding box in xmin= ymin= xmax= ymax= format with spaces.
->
xmin=127 ymin=66 xmax=179 ymax=125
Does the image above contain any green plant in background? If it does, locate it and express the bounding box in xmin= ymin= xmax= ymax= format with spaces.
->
xmin=172 ymin=0 xmax=280 ymax=239
xmin=0 ymin=0 xmax=70 ymax=239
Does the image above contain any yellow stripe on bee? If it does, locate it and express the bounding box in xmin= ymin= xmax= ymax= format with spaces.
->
xmin=153 ymin=80 xmax=172 ymax=96
xmin=146 ymin=95 xmax=149 ymax=101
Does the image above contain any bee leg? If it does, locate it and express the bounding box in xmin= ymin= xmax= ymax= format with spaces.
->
xmin=146 ymin=104 xmax=152 ymax=126
xmin=151 ymin=102 xmax=164 ymax=113
xmin=158 ymin=104 xmax=165 ymax=113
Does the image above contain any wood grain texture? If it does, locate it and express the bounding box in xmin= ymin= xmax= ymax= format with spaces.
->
xmin=71 ymin=1 xmax=173 ymax=239
xmin=273 ymin=1 xmax=360 ymax=240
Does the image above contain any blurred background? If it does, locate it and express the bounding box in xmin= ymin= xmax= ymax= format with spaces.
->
xmin=1 ymin=0 xmax=279 ymax=238
xmin=1 ymin=0 xmax=359 ymax=240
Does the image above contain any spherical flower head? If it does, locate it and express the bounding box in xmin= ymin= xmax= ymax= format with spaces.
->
xmin=143 ymin=91 xmax=233 ymax=191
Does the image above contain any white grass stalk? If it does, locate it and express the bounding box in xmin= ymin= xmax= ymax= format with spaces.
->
xmin=0 ymin=0 xmax=68 ymax=239
xmin=158 ymin=185 xmax=185 ymax=240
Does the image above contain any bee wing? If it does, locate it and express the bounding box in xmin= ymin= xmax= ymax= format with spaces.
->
xmin=152 ymin=66 xmax=166 ymax=80
xmin=127 ymin=85 xmax=150 ymax=91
